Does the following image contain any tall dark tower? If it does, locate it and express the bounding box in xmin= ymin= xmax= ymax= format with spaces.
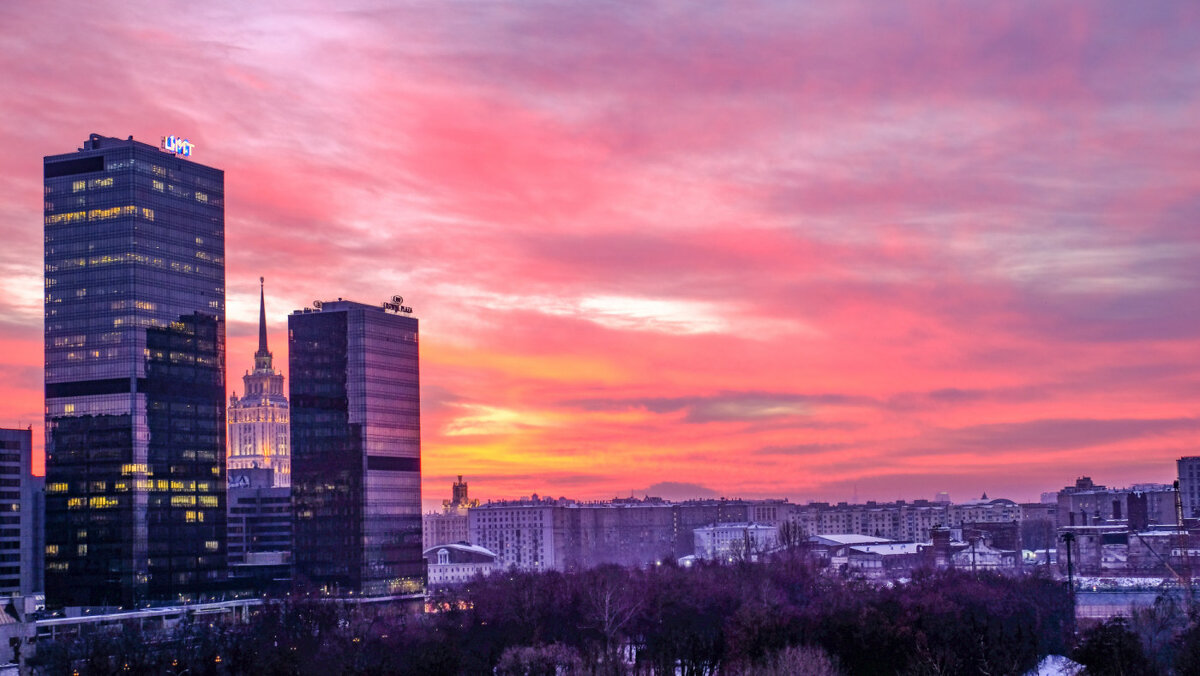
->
xmin=43 ymin=133 xmax=226 ymax=607
xmin=289 ymin=298 xmax=423 ymax=597
xmin=228 ymin=277 xmax=290 ymax=486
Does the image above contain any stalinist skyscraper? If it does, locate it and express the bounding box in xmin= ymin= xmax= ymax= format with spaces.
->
xmin=228 ymin=278 xmax=291 ymax=486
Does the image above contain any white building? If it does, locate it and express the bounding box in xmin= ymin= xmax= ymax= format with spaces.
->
xmin=227 ymin=278 xmax=290 ymax=486
xmin=423 ymin=543 xmax=498 ymax=587
xmin=693 ymin=523 xmax=778 ymax=561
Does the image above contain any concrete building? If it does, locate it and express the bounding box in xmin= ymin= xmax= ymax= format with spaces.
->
xmin=1056 ymin=476 xmax=1176 ymax=529
xmin=44 ymin=134 xmax=227 ymax=607
xmin=840 ymin=543 xmax=925 ymax=578
xmin=423 ymin=475 xmax=477 ymax=550
xmin=1179 ymin=457 xmax=1200 ymax=519
xmin=693 ymin=523 xmax=778 ymax=561
xmin=468 ymin=498 xmax=565 ymax=571
xmin=290 ymin=298 xmax=423 ymax=597
xmin=469 ymin=496 xmax=795 ymax=571
xmin=227 ymin=278 xmax=290 ymax=487
xmin=0 ymin=428 xmax=41 ymax=596
xmin=423 ymin=543 xmax=498 ymax=588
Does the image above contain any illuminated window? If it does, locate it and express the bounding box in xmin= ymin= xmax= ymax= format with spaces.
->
xmin=45 ymin=545 xmax=58 ymax=556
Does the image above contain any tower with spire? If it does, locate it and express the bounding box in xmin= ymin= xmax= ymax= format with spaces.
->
xmin=227 ymin=278 xmax=291 ymax=486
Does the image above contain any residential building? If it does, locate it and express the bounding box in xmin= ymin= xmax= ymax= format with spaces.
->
xmin=0 ymin=428 xmax=41 ymax=596
xmin=289 ymin=298 xmax=423 ymax=597
xmin=468 ymin=496 xmax=793 ymax=571
xmin=227 ymin=278 xmax=290 ymax=486
xmin=43 ymin=133 xmax=226 ymax=607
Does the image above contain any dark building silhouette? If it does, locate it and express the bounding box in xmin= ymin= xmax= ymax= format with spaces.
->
xmin=0 ymin=428 xmax=42 ymax=596
xmin=289 ymin=299 xmax=423 ymax=596
xmin=227 ymin=467 xmax=291 ymax=595
xmin=43 ymin=134 xmax=226 ymax=607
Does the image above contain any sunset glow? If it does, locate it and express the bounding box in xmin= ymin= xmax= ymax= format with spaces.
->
xmin=3 ymin=1 xmax=1200 ymax=508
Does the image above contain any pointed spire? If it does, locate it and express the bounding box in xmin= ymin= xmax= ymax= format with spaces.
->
xmin=254 ymin=276 xmax=273 ymax=371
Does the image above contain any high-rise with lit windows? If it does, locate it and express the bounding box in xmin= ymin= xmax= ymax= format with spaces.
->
xmin=289 ymin=298 xmax=423 ymax=597
xmin=43 ymin=133 xmax=226 ymax=607
xmin=227 ymin=277 xmax=290 ymax=486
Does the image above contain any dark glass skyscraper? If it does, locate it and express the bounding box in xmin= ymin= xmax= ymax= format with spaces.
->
xmin=43 ymin=134 xmax=226 ymax=607
xmin=289 ymin=299 xmax=423 ymax=597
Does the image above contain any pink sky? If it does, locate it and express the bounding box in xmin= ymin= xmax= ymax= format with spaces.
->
xmin=3 ymin=1 xmax=1199 ymax=508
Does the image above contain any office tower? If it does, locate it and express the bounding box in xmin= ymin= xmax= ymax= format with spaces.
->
xmin=44 ymin=134 xmax=226 ymax=607
xmin=0 ymin=428 xmax=41 ymax=595
xmin=227 ymin=468 xmax=291 ymax=564
xmin=1179 ymin=457 xmax=1200 ymax=519
xmin=228 ymin=278 xmax=290 ymax=486
xmin=289 ymin=298 xmax=423 ymax=596
xmin=226 ymin=467 xmax=291 ymax=595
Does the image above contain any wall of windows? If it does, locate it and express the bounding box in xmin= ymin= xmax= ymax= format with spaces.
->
xmin=43 ymin=134 xmax=225 ymax=607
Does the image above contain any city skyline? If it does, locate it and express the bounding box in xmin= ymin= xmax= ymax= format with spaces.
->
xmin=3 ymin=2 xmax=1200 ymax=508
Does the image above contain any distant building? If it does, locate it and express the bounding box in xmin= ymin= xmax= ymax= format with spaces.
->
xmin=423 ymin=476 xmax=478 ymax=550
xmin=952 ymin=537 xmax=1019 ymax=571
xmin=1056 ymin=476 xmax=1175 ymax=528
xmin=0 ymin=428 xmax=41 ymax=596
xmin=693 ymin=523 xmax=778 ymax=561
xmin=841 ymin=543 xmax=926 ymax=578
xmin=290 ymin=298 xmax=423 ymax=597
xmin=468 ymin=499 xmax=564 ymax=571
xmin=228 ymin=278 xmax=290 ymax=487
xmin=469 ymin=496 xmax=794 ymax=571
xmin=785 ymin=497 xmax=1016 ymax=543
xmin=1179 ymin=457 xmax=1200 ymax=519
xmin=423 ymin=543 xmax=498 ymax=587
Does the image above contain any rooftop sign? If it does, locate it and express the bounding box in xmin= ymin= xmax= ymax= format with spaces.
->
xmin=383 ymin=295 xmax=413 ymax=314
xmin=162 ymin=135 xmax=194 ymax=157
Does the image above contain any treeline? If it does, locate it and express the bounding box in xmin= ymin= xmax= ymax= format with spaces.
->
xmin=33 ymin=558 xmax=1080 ymax=675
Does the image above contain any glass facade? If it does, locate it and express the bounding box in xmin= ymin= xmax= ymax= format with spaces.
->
xmin=290 ymin=300 xmax=423 ymax=596
xmin=44 ymin=134 xmax=226 ymax=607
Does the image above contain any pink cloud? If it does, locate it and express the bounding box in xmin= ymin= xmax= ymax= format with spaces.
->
xmin=1 ymin=1 xmax=1198 ymax=506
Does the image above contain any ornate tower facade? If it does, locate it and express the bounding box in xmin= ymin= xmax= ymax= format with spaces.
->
xmin=228 ymin=278 xmax=291 ymax=486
